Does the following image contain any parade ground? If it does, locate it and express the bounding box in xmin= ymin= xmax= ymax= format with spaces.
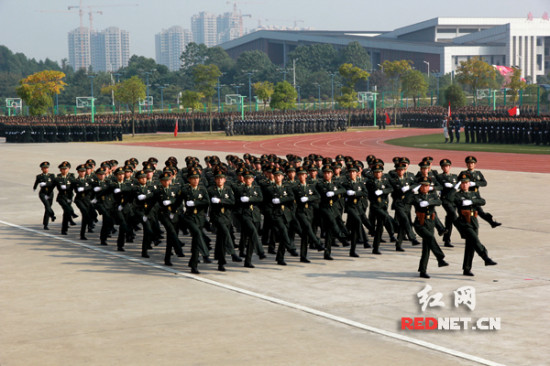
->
xmin=1 ymin=129 xmax=549 ymax=366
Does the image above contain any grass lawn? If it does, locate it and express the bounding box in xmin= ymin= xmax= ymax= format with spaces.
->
xmin=385 ymin=133 xmax=550 ymax=155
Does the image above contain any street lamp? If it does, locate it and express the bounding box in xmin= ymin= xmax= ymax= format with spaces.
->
xmin=279 ymin=68 xmax=287 ymax=81
xmin=329 ymin=73 xmax=336 ymax=110
xmin=377 ymin=63 xmax=384 ymax=72
xmin=88 ymin=74 xmax=96 ymax=98
xmin=296 ymin=85 xmax=301 ymax=106
xmin=231 ymin=83 xmax=244 ymax=94
xmin=246 ymin=71 xmax=255 ymax=112
xmin=158 ymin=84 xmax=168 ymax=112
xmin=314 ymin=82 xmax=321 ymax=109
xmin=423 ymin=61 xmax=430 ymax=78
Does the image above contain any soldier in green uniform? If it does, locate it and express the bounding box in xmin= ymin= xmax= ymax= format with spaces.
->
xmin=55 ymin=161 xmax=78 ymax=235
xmin=112 ymin=167 xmax=135 ymax=251
xmin=207 ymin=167 xmax=242 ymax=271
xmin=155 ymin=171 xmax=185 ymax=266
xmin=389 ymin=162 xmax=418 ymax=251
xmin=366 ymin=164 xmax=394 ymax=254
xmin=133 ymin=170 xmax=157 ymax=259
xmin=33 ymin=161 xmax=56 ymax=230
xmin=91 ymin=167 xmax=115 ymax=246
xmin=341 ymin=164 xmax=368 ymax=257
xmin=235 ymin=170 xmax=266 ymax=268
xmin=459 ymin=156 xmax=502 ymax=229
xmin=181 ymin=168 xmax=211 ymax=274
xmin=454 ymin=173 xmax=497 ymax=276
xmin=436 ymin=159 xmax=458 ymax=247
xmin=409 ymin=177 xmax=449 ymax=278
xmin=73 ymin=164 xmax=93 ymax=240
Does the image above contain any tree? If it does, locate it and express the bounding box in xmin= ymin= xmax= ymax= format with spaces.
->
xmin=288 ymin=44 xmax=338 ymax=74
xmin=193 ymin=64 xmax=221 ymax=133
xmin=234 ymin=50 xmax=277 ymax=84
xmin=402 ymin=69 xmax=428 ymax=107
xmin=205 ymin=46 xmax=235 ymax=74
xmin=336 ymin=63 xmax=369 ymax=126
xmin=16 ymin=70 xmax=66 ymax=116
xmin=253 ymin=81 xmax=274 ymax=112
xmin=338 ymin=42 xmax=371 ymax=71
xmin=456 ymin=57 xmax=497 ymax=104
xmin=506 ymin=67 xmax=526 ymax=104
xmin=108 ymin=76 xmax=146 ymax=136
xmin=180 ymin=42 xmax=208 ymax=71
xmin=382 ymin=59 xmax=412 ymax=122
xmin=270 ymin=81 xmax=297 ymax=111
xmin=180 ymin=90 xmax=204 ymax=114
xmin=443 ymin=83 xmax=466 ymax=109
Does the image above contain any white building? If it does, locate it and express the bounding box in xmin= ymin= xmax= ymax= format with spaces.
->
xmin=68 ymin=27 xmax=91 ymax=71
xmin=155 ymin=26 xmax=193 ymax=71
xmin=191 ymin=12 xmax=217 ymax=47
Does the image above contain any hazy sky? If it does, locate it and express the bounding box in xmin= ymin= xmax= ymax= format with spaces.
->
xmin=0 ymin=0 xmax=548 ymax=63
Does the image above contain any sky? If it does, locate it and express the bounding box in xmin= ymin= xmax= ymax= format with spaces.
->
xmin=0 ymin=0 xmax=548 ymax=64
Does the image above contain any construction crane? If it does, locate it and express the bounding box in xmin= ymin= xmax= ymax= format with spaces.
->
xmin=68 ymin=1 xmax=139 ymax=32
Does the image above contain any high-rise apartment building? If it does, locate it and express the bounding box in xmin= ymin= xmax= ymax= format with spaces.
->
xmin=217 ymin=11 xmax=243 ymax=44
xmin=191 ymin=12 xmax=217 ymax=47
xmin=155 ymin=26 xmax=193 ymax=71
xmin=68 ymin=26 xmax=130 ymax=72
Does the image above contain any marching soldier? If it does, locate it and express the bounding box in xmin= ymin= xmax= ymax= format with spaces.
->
xmin=73 ymin=164 xmax=93 ymax=240
xmin=436 ymin=159 xmax=458 ymax=247
xmin=33 ymin=161 xmax=56 ymax=230
xmin=55 ymin=161 xmax=78 ymax=235
xmin=341 ymin=164 xmax=368 ymax=257
xmin=366 ymin=164 xmax=394 ymax=254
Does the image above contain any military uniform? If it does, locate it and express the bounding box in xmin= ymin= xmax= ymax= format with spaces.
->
xmin=33 ymin=162 xmax=56 ymax=229
xmin=55 ymin=162 xmax=77 ymax=235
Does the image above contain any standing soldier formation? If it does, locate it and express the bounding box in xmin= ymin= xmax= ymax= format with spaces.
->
xmin=33 ymin=153 xmax=500 ymax=278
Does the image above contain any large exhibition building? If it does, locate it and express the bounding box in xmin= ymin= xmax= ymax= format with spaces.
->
xmin=220 ymin=17 xmax=550 ymax=82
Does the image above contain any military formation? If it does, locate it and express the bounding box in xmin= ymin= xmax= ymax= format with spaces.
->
xmin=228 ymin=112 xmax=348 ymax=135
xmin=34 ymin=153 xmax=500 ymax=277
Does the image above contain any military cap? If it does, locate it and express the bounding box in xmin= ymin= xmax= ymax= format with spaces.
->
xmin=39 ymin=161 xmax=50 ymax=168
xmin=85 ymin=164 xmax=93 ymax=170
xmin=321 ymin=165 xmax=333 ymax=173
xmin=366 ymin=154 xmax=376 ymax=163
xmin=372 ymin=164 xmax=384 ymax=172
xmin=101 ymin=162 xmax=111 ymax=169
xmin=396 ymin=162 xmax=407 ymax=170
xmin=347 ymin=165 xmax=359 ymax=172
xmin=307 ymin=165 xmax=318 ymax=172
xmin=95 ymin=167 xmax=106 ymax=175
xmin=130 ymin=157 xmax=139 ymax=165
xmin=286 ymin=166 xmax=296 ymax=173
xmin=148 ymin=157 xmax=159 ymax=164
xmin=296 ymin=167 xmax=308 ymax=175
xmin=419 ymin=161 xmax=431 ymax=169
xmin=135 ymin=170 xmax=147 ymax=179
xmin=160 ymin=171 xmax=172 ymax=181
xmin=213 ymin=168 xmax=227 ymax=178
xmin=143 ymin=164 xmax=154 ymax=173
xmin=419 ymin=177 xmax=432 ymax=185
xmin=86 ymin=159 xmax=96 ymax=166
xmin=400 ymin=157 xmax=411 ymax=164
xmin=272 ymin=168 xmax=284 ymax=175
xmin=243 ymin=170 xmax=255 ymax=178
xmin=392 ymin=156 xmax=401 ymax=164
xmin=253 ymin=157 xmax=262 ymax=164
xmin=459 ymin=172 xmax=471 ymax=182
xmin=322 ymin=157 xmax=333 ymax=165
xmin=110 ymin=160 xmax=119 ymax=166
xmin=123 ymin=165 xmax=133 ymax=173
xmin=58 ymin=161 xmax=71 ymax=169
xmin=440 ymin=159 xmax=452 ymax=166
xmin=243 ymin=153 xmax=252 ymax=160
xmin=465 ymin=156 xmax=477 ymax=164
xmin=355 ymin=160 xmax=364 ymax=168
xmin=335 ymin=154 xmax=345 ymax=161
xmin=76 ymin=164 xmax=87 ymax=172
xmin=114 ymin=167 xmax=124 ymax=175
xmin=372 ymin=158 xmax=384 ymax=166
xmin=187 ymin=169 xmax=200 ymax=178
xmin=314 ymin=155 xmax=324 ymax=162
xmin=423 ymin=156 xmax=434 ymax=163
xmin=167 ymin=156 xmax=178 ymax=164
xmin=236 ymin=166 xmax=245 ymax=176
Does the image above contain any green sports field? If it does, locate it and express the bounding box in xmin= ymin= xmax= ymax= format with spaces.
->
xmin=386 ymin=133 xmax=550 ymax=155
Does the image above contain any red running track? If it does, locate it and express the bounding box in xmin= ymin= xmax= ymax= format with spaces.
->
xmin=122 ymin=128 xmax=550 ymax=173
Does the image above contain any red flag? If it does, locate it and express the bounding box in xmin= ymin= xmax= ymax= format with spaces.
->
xmin=174 ymin=120 xmax=178 ymax=137
xmin=448 ymin=102 xmax=451 ymax=118
xmin=385 ymin=112 xmax=391 ymax=125
xmin=507 ymin=106 xmax=520 ymax=116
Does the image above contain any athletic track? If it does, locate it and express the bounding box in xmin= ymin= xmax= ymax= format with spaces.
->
xmin=122 ymin=128 xmax=550 ymax=173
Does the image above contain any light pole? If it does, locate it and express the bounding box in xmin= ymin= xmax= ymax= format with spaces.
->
xmin=296 ymin=85 xmax=301 ymax=107
xmin=314 ymin=83 xmax=321 ymax=110
xmin=158 ymin=85 xmax=167 ymax=112
xmin=144 ymin=71 xmax=152 ymax=98
xmin=330 ymin=73 xmax=336 ymax=110
xmin=216 ymin=75 xmax=224 ymax=111
xmin=88 ymin=74 xmax=96 ymax=97
xmin=247 ymin=71 xmax=255 ymax=112
xmin=279 ymin=68 xmax=287 ymax=82
xmin=423 ymin=61 xmax=430 ymax=78
xmin=377 ymin=63 xmax=384 ymax=73
xmin=232 ymin=83 xmax=244 ymax=94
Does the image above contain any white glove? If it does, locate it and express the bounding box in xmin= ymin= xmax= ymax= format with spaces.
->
xmin=39 ymin=182 xmax=46 ymax=187
xmin=163 ymin=199 xmax=172 ymax=206
xmin=60 ymin=184 xmax=67 ymax=190
xmin=346 ymin=190 xmax=356 ymax=196
xmin=419 ymin=200 xmax=429 ymax=208
xmin=44 ymin=195 xmax=50 ymax=200
xmin=118 ymin=205 xmax=123 ymax=211
xmin=114 ymin=188 xmax=121 ymax=194
xmin=137 ymin=194 xmax=146 ymax=201
xmin=66 ymin=199 xmax=72 ymax=204
xmin=143 ymin=215 xmax=148 ymax=222
xmin=401 ymin=185 xmax=410 ymax=192
xmin=470 ymin=182 xmax=476 ymax=187
xmin=93 ymin=186 xmax=101 ymax=192
xmin=186 ymin=200 xmax=195 ymax=207
xmin=169 ymin=213 xmax=174 ymax=220
xmin=462 ymin=199 xmax=473 ymax=206
xmin=91 ymin=198 xmax=97 ymax=204
xmin=211 ymin=197 xmax=220 ymax=204
xmin=300 ymin=196 xmax=309 ymax=203
xmin=454 ymin=182 xmax=461 ymax=190
xmin=412 ymin=186 xmax=420 ymax=194
xmin=272 ymin=198 xmax=281 ymax=204
xmin=77 ymin=187 xmax=85 ymax=192
xmin=375 ymin=189 xmax=383 ymax=196
xmin=429 ymin=186 xmax=433 ymax=191
xmin=444 ymin=182 xmax=453 ymax=188
xmin=240 ymin=196 xmax=250 ymax=203
xmin=326 ymin=191 xmax=335 ymax=197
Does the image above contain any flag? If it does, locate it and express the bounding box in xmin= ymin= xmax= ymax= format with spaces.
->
xmin=385 ymin=112 xmax=391 ymax=125
xmin=174 ymin=120 xmax=178 ymax=137
xmin=507 ymin=106 xmax=520 ymax=117
xmin=448 ymin=102 xmax=451 ymax=118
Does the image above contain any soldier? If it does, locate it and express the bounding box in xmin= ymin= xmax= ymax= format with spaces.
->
xmin=33 ymin=161 xmax=56 ymax=230
xmin=366 ymin=164 xmax=394 ymax=254
xmin=389 ymin=162 xmax=418 ymax=251
xmin=133 ymin=170 xmax=157 ymax=259
xmin=91 ymin=167 xmax=114 ymax=246
xmin=155 ymin=171 xmax=185 ymax=266
xmin=73 ymin=164 xmax=93 ymax=240
xmin=436 ymin=159 xmax=458 ymax=247
xmin=454 ymin=173 xmax=498 ymax=276
xmin=207 ymin=167 xmax=242 ymax=272
xmin=55 ymin=161 xmax=78 ymax=235
xmin=341 ymin=164 xmax=369 ymax=257
xmin=409 ymin=177 xmax=449 ymax=278
xmin=181 ymin=168 xmax=211 ymax=274
xmin=460 ymin=156 xmax=502 ymax=228
xmin=292 ymin=167 xmax=323 ymax=262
